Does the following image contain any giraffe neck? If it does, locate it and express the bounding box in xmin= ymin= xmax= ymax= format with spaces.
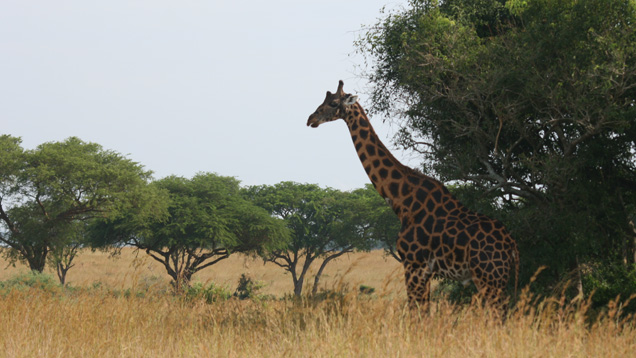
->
xmin=344 ymin=103 xmax=445 ymax=218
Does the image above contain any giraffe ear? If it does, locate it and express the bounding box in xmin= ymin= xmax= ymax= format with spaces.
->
xmin=343 ymin=95 xmax=358 ymax=106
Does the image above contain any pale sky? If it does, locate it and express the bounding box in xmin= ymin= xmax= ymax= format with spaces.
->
xmin=1 ymin=0 xmax=417 ymax=190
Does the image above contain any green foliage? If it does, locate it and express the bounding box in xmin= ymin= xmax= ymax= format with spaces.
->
xmin=148 ymin=173 xmax=289 ymax=255
xmin=233 ymin=273 xmax=266 ymax=300
xmin=0 ymin=135 xmax=24 ymax=183
xmin=349 ymin=184 xmax=401 ymax=260
xmin=245 ymin=182 xmax=391 ymax=296
xmin=0 ymin=271 xmax=61 ymax=294
xmin=185 ymin=282 xmax=232 ymax=303
xmin=432 ymin=279 xmax=478 ymax=305
xmin=243 ymin=182 xmax=338 ymax=250
xmin=359 ymin=0 xmax=636 ymax=303
xmin=0 ymin=136 xmax=155 ymax=275
xmin=505 ymin=0 xmax=529 ymax=16
xmin=93 ymin=173 xmax=289 ymax=291
xmin=583 ymin=263 xmax=636 ymax=313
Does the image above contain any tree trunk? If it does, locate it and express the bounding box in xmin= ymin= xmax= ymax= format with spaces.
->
xmin=170 ymin=267 xmax=195 ymax=294
xmin=627 ymin=218 xmax=636 ymax=265
xmin=25 ymin=246 xmax=48 ymax=273
xmin=293 ymin=275 xmax=304 ymax=297
xmin=575 ymin=256 xmax=584 ymax=298
xmin=311 ymin=259 xmax=331 ymax=296
xmin=27 ymin=258 xmax=46 ymax=272
xmin=292 ymin=255 xmax=315 ymax=297
xmin=56 ymin=262 xmax=69 ymax=285
xmin=311 ymin=250 xmax=351 ymax=296
xmin=619 ymin=193 xmax=636 ymax=266
xmin=386 ymin=246 xmax=403 ymax=263
xmin=170 ymin=271 xmax=190 ymax=294
xmin=52 ymin=245 xmax=79 ymax=285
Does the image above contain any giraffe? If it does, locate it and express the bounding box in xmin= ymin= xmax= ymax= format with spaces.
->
xmin=307 ymin=80 xmax=519 ymax=309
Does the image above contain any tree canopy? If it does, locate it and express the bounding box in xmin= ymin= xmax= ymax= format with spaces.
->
xmin=93 ymin=173 xmax=290 ymax=291
xmin=358 ymin=0 xmax=636 ymax=301
xmin=349 ymin=184 xmax=401 ymax=262
xmin=245 ymin=182 xmax=390 ymax=296
xmin=0 ymin=135 xmax=154 ymax=275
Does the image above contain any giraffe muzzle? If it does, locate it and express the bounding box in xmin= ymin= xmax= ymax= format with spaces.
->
xmin=307 ymin=116 xmax=320 ymax=128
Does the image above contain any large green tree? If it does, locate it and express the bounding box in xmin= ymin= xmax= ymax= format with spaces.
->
xmin=358 ymin=0 xmax=636 ymax=295
xmin=94 ymin=173 xmax=289 ymax=292
xmin=245 ymin=182 xmax=383 ymax=296
xmin=0 ymin=136 xmax=154 ymax=274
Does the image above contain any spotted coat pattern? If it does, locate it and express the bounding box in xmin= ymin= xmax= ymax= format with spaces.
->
xmin=307 ymin=81 xmax=519 ymax=307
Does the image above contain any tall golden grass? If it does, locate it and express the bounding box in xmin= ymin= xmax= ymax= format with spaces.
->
xmin=1 ymin=286 xmax=635 ymax=357
xmin=1 ymin=249 xmax=635 ymax=357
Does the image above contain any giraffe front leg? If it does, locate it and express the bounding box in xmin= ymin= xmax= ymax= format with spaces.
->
xmin=404 ymin=263 xmax=433 ymax=310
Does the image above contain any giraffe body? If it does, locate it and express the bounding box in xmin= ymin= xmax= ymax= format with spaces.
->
xmin=308 ymin=81 xmax=519 ymax=307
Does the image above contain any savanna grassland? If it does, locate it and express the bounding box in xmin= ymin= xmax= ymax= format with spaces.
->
xmin=0 ymin=248 xmax=406 ymax=297
xmin=1 ymin=249 xmax=635 ymax=357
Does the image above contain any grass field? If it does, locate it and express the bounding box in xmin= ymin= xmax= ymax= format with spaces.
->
xmin=1 ymin=249 xmax=635 ymax=357
xmin=0 ymin=248 xmax=406 ymax=297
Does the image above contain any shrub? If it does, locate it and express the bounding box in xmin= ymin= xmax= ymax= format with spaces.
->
xmin=359 ymin=285 xmax=375 ymax=295
xmin=0 ymin=271 xmax=61 ymax=294
xmin=234 ymin=274 xmax=265 ymax=300
xmin=583 ymin=263 xmax=636 ymax=313
xmin=432 ymin=279 xmax=477 ymax=305
xmin=186 ymin=282 xmax=232 ymax=303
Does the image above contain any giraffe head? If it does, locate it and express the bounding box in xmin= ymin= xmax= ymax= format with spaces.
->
xmin=307 ymin=80 xmax=358 ymax=128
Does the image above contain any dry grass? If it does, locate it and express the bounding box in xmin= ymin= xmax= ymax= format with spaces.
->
xmin=1 ymin=286 xmax=635 ymax=357
xmin=1 ymin=249 xmax=635 ymax=357
xmin=0 ymin=248 xmax=405 ymax=297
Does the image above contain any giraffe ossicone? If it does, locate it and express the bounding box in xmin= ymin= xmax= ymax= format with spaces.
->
xmin=308 ymin=80 xmax=519 ymax=309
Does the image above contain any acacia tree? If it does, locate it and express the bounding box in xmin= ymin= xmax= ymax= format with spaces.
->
xmin=0 ymin=135 xmax=154 ymax=275
xmin=358 ymin=0 xmax=636 ymax=294
xmin=350 ymin=184 xmax=401 ymax=262
xmin=47 ymin=221 xmax=84 ymax=285
xmin=94 ymin=173 xmax=289 ymax=292
xmin=245 ymin=182 xmax=381 ymax=296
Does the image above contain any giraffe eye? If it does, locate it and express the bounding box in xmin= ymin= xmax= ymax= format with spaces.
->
xmin=328 ymin=101 xmax=338 ymax=108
